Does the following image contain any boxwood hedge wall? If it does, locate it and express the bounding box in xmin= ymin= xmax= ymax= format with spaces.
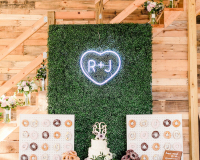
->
xmin=48 ymin=24 xmax=152 ymax=159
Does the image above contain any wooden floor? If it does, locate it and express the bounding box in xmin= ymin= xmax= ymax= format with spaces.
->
xmin=0 ymin=105 xmax=47 ymax=160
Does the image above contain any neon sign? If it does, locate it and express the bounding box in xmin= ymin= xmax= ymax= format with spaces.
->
xmin=80 ymin=50 xmax=121 ymax=85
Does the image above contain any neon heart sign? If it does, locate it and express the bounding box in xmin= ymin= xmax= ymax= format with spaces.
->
xmin=80 ymin=50 xmax=121 ymax=85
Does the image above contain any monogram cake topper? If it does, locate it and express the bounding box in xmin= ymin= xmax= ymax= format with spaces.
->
xmin=80 ymin=50 xmax=121 ymax=85
xmin=92 ymin=122 xmax=107 ymax=140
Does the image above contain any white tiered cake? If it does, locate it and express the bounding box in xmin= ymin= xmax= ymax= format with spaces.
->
xmin=86 ymin=122 xmax=113 ymax=160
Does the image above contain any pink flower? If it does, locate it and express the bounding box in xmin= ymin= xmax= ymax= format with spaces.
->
xmin=22 ymin=81 xmax=26 ymax=87
xmin=18 ymin=86 xmax=22 ymax=90
xmin=147 ymin=5 xmax=152 ymax=12
xmin=3 ymin=97 xmax=9 ymax=100
xmin=1 ymin=101 xmax=7 ymax=107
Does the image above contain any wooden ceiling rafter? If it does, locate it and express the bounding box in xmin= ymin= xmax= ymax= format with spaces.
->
xmin=0 ymin=16 xmax=47 ymax=61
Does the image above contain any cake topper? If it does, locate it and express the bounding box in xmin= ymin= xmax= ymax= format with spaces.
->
xmin=92 ymin=122 xmax=107 ymax=140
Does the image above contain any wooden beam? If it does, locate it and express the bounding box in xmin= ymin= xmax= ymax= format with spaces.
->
xmin=109 ymin=0 xmax=146 ymax=24
xmin=47 ymin=11 xmax=55 ymax=25
xmin=0 ymin=53 xmax=46 ymax=96
xmin=188 ymin=0 xmax=199 ymax=159
xmin=196 ymin=0 xmax=200 ymax=15
xmin=96 ymin=0 xmax=103 ymax=24
xmin=0 ymin=16 xmax=47 ymax=61
xmin=55 ymin=11 xmax=95 ymax=20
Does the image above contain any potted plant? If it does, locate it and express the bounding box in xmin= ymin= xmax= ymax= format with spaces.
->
xmin=144 ymin=0 xmax=164 ymax=24
xmin=36 ymin=61 xmax=47 ymax=91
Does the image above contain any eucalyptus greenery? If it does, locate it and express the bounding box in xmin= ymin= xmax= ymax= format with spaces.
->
xmin=48 ymin=24 xmax=152 ymax=159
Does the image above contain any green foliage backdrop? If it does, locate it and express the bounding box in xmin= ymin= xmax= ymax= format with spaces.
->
xmin=48 ymin=24 xmax=152 ymax=159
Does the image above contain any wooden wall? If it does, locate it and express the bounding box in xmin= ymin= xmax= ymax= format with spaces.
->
xmin=0 ymin=0 xmax=189 ymax=159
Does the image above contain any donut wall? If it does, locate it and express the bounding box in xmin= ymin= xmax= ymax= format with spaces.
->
xmin=126 ymin=114 xmax=183 ymax=160
xmin=19 ymin=114 xmax=74 ymax=160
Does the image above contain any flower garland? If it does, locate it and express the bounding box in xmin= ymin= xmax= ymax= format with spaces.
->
xmin=144 ymin=0 xmax=164 ymax=14
xmin=91 ymin=152 xmax=115 ymax=160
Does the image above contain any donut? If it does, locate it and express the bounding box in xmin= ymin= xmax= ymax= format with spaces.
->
xmin=65 ymin=132 xmax=72 ymax=141
xmin=65 ymin=120 xmax=72 ymax=127
xmin=129 ymin=131 xmax=136 ymax=140
xmin=22 ymin=131 xmax=29 ymax=138
xmin=30 ymin=142 xmax=38 ymax=151
xmin=173 ymin=142 xmax=182 ymax=150
xmin=53 ymin=154 xmax=61 ymax=160
xmin=69 ymin=155 xmax=76 ymax=160
xmin=173 ymin=120 xmax=181 ymax=127
xmin=140 ymin=155 xmax=149 ymax=160
xmin=164 ymin=143 xmax=171 ymax=150
xmin=69 ymin=151 xmax=77 ymax=156
xmin=152 ymin=143 xmax=160 ymax=151
xmin=22 ymin=120 xmax=29 ymax=127
xmin=43 ymin=119 xmax=50 ymax=127
xmin=30 ymin=154 xmax=37 ymax=160
xmin=163 ymin=131 xmax=171 ymax=139
xmin=141 ymin=143 xmax=148 ymax=151
xmin=42 ymin=154 xmax=48 ymax=160
xmin=54 ymin=131 xmax=61 ymax=139
xmin=152 ymin=131 xmax=160 ymax=139
xmin=21 ymin=142 xmax=29 ymax=150
xmin=31 ymin=119 xmax=38 ymax=128
xmin=21 ymin=154 xmax=28 ymax=160
xmin=42 ymin=143 xmax=49 ymax=151
xmin=30 ymin=131 xmax=38 ymax=140
xmin=62 ymin=155 xmax=70 ymax=160
xmin=129 ymin=120 xmax=136 ymax=128
xmin=173 ymin=130 xmax=181 ymax=139
xmin=140 ymin=120 xmax=148 ymax=127
xmin=152 ymin=119 xmax=160 ymax=129
xmin=53 ymin=119 xmax=61 ymax=127
xmin=163 ymin=119 xmax=171 ymax=127
xmin=153 ymin=154 xmax=159 ymax=160
xmin=42 ymin=131 xmax=49 ymax=139
xmin=65 ymin=143 xmax=73 ymax=151
xmin=129 ymin=151 xmax=139 ymax=160
xmin=54 ymin=143 xmax=60 ymax=151
xmin=140 ymin=131 xmax=148 ymax=139
xmin=129 ymin=143 xmax=137 ymax=150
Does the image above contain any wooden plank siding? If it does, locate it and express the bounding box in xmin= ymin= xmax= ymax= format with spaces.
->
xmin=0 ymin=0 xmax=191 ymax=159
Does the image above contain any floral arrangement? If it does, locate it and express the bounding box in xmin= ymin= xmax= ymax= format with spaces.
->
xmin=144 ymin=0 xmax=164 ymax=14
xmin=0 ymin=95 xmax=20 ymax=110
xmin=17 ymin=80 xmax=38 ymax=96
xmin=36 ymin=61 xmax=47 ymax=80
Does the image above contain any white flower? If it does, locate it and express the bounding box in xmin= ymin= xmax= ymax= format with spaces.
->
xmin=31 ymin=83 xmax=38 ymax=90
xmin=8 ymin=96 xmax=16 ymax=105
xmin=24 ymin=86 xmax=30 ymax=92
